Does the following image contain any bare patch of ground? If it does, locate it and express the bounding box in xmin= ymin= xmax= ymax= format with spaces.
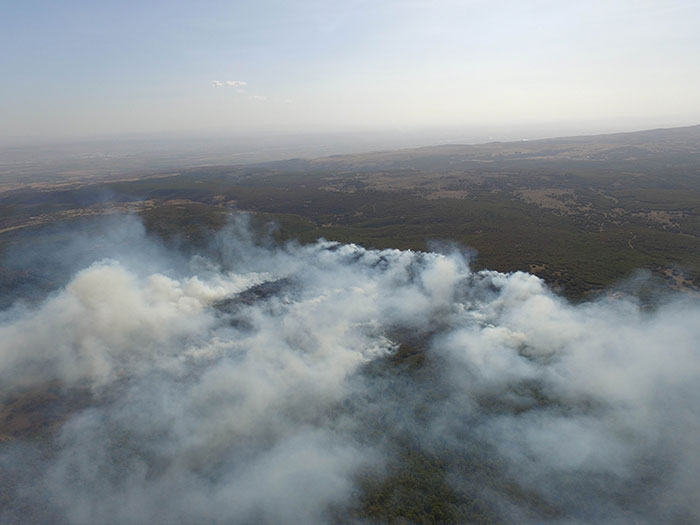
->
xmin=662 ymin=267 xmax=700 ymax=295
xmin=424 ymin=189 xmax=469 ymax=200
xmin=638 ymin=210 xmax=683 ymax=229
xmin=529 ymin=263 xmax=548 ymax=274
xmin=515 ymin=188 xmax=583 ymax=214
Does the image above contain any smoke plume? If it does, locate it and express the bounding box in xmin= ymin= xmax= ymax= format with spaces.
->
xmin=1 ymin=215 xmax=699 ymax=523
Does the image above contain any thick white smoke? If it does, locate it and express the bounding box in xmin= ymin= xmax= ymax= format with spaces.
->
xmin=1 ymin=215 xmax=699 ymax=523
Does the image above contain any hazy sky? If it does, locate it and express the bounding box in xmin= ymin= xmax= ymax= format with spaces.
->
xmin=2 ymin=0 xmax=700 ymax=143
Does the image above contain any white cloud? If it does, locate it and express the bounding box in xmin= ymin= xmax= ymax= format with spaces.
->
xmin=248 ymin=95 xmax=267 ymax=101
xmin=212 ymin=80 xmax=247 ymax=88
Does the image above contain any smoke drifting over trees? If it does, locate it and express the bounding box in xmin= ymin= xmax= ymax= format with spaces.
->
xmin=1 ymin=215 xmax=699 ymax=523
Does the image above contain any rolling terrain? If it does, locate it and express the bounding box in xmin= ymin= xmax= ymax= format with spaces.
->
xmin=2 ymin=125 xmax=700 ymax=523
xmin=2 ymin=124 xmax=700 ymax=300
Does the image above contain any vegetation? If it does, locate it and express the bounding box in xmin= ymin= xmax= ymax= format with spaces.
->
xmin=6 ymin=126 xmax=700 ymax=299
xmin=2 ymin=125 xmax=700 ymax=522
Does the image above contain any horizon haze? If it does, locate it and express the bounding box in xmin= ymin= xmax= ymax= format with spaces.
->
xmin=3 ymin=0 xmax=700 ymax=144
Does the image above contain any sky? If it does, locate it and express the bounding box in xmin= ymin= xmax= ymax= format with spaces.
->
xmin=2 ymin=0 xmax=700 ymax=144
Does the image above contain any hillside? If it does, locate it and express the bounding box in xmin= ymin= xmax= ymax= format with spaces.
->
xmin=2 ymin=124 xmax=700 ymax=300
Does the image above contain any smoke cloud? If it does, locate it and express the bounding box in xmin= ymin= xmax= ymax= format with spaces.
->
xmin=1 ymin=215 xmax=699 ymax=523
